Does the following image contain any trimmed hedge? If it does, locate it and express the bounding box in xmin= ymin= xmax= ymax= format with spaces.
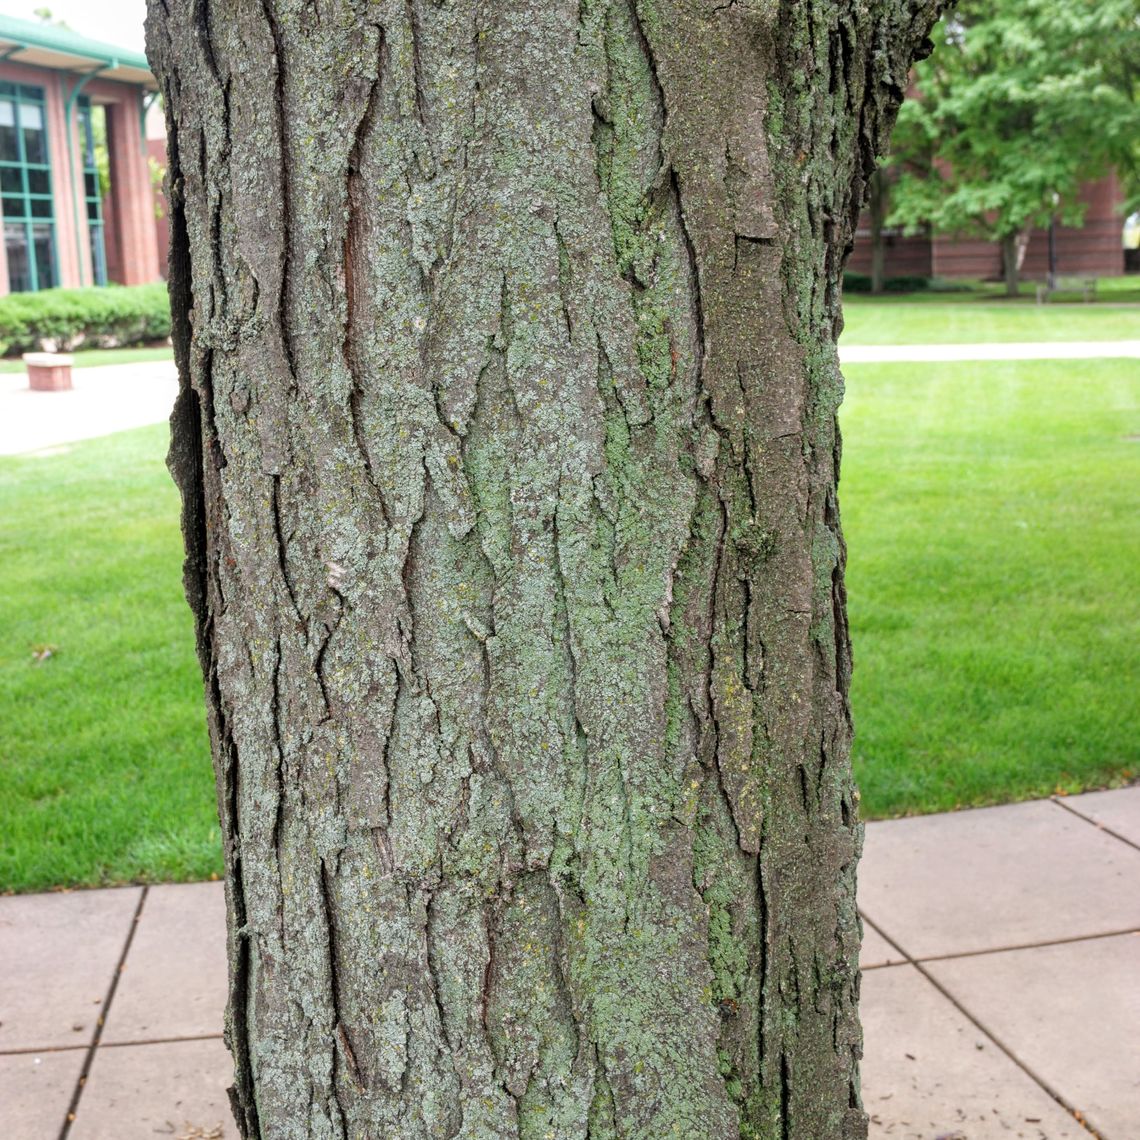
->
xmin=0 ymin=283 xmax=171 ymax=356
xmin=843 ymin=272 xmax=932 ymax=294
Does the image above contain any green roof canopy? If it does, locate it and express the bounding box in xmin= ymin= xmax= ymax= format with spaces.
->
xmin=0 ymin=14 xmax=154 ymax=91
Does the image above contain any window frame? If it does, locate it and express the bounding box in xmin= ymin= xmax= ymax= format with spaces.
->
xmin=0 ymin=81 xmax=59 ymax=292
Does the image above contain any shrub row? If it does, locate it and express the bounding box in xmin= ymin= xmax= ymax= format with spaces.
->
xmin=0 ymin=283 xmax=171 ymax=356
xmin=842 ymin=272 xmax=932 ymax=294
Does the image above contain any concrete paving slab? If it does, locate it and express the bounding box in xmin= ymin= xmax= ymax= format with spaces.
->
xmin=104 ymin=883 xmax=226 ymax=1044
xmin=71 ymin=1038 xmax=232 ymax=1140
xmin=861 ymin=965 xmax=1081 ymax=1139
xmin=0 ymin=1049 xmax=85 ymax=1138
xmin=0 ymin=887 xmax=141 ymax=1051
xmin=0 ymin=360 xmax=177 ymax=456
xmin=859 ymin=801 xmax=1140 ymax=959
xmin=1058 ymin=786 xmax=1140 ymax=849
xmin=860 ymin=920 xmax=906 ymax=969
xmin=929 ymin=933 xmax=1140 ymax=1140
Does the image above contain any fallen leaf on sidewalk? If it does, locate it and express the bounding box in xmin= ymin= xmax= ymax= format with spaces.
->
xmin=175 ymin=1121 xmax=222 ymax=1140
xmin=176 ymin=1125 xmax=223 ymax=1140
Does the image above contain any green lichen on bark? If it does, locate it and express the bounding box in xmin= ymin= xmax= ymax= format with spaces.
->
xmin=148 ymin=0 xmax=946 ymax=1136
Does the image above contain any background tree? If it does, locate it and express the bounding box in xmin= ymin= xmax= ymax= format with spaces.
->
xmin=867 ymin=169 xmax=889 ymax=294
xmin=147 ymin=1 xmax=942 ymax=1136
xmin=888 ymin=0 xmax=1140 ymax=295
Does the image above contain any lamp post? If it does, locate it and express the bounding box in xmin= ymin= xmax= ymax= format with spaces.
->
xmin=1048 ymin=191 xmax=1060 ymax=286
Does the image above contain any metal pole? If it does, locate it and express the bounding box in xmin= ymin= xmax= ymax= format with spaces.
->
xmin=1048 ymin=192 xmax=1059 ymax=287
xmin=140 ymin=90 xmax=160 ymax=148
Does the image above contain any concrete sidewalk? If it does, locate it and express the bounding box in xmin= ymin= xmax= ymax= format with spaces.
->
xmin=839 ymin=339 xmax=1140 ymax=364
xmin=0 ymin=360 xmax=177 ymax=457
xmin=1 ymin=339 xmax=1138 ymax=460
xmin=3 ymin=789 xmax=1137 ymax=1138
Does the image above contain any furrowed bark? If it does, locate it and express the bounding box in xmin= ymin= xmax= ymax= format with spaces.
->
xmin=147 ymin=1 xmax=944 ymax=1137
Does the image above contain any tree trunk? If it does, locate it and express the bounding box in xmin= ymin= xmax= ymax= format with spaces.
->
xmin=147 ymin=2 xmax=942 ymax=1136
xmin=868 ymin=169 xmax=887 ymax=295
xmin=1001 ymin=232 xmax=1022 ymax=297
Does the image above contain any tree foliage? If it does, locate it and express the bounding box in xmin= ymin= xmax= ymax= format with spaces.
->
xmin=888 ymin=0 xmax=1140 ymax=281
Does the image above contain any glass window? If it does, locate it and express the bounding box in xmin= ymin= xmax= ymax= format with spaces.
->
xmin=0 ymin=84 xmax=55 ymax=291
xmin=22 ymin=114 xmax=45 ymax=163
xmin=88 ymin=221 xmax=106 ymax=287
xmin=32 ymin=223 xmax=55 ymax=289
xmin=0 ymin=101 xmax=16 ymax=164
xmin=22 ymin=127 xmax=46 ymax=165
xmin=5 ymin=222 xmax=30 ymax=293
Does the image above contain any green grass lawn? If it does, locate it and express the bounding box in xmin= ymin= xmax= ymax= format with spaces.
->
xmin=1 ymin=353 xmax=1137 ymax=890
xmin=0 ymin=345 xmax=174 ymax=373
xmin=841 ymin=277 xmax=1140 ymax=344
xmin=0 ymin=426 xmax=219 ymax=893
xmin=842 ymin=357 xmax=1139 ymax=817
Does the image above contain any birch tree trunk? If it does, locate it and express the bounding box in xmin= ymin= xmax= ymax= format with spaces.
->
xmin=147 ymin=2 xmax=942 ymax=1136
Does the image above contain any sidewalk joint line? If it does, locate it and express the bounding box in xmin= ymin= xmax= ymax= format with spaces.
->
xmin=1050 ymin=795 xmax=1140 ymax=855
xmin=0 ymin=1043 xmax=93 ymax=1058
xmin=100 ymin=1033 xmax=225 ymax=1050
xmin=0 ymin=1032 xmax=226 ymax=1059
xmin=859 ymin=919 xmax=1140 ymax=968
xmin=859 ymin=912 xmax=1105 ymax=1139
xmin=57 ymin=885 xmax=149 ymax=1140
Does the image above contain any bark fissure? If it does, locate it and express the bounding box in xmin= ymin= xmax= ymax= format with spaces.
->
xmin=343 ymin=37 xmax=385 ymax=503
xmin=257 ymin=0 xmax=297 ymax=388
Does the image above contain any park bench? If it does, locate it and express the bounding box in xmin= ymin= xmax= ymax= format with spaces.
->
xmin=1035 ymin=275 xmax=1097 ymax=304
xmin=23 ymin=352 xmax=74 ymax=391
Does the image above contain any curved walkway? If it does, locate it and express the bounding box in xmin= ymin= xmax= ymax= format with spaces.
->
xmin=840 ymin=339 xmax=1140 ymax=364
xmin=2 ymin=341 xmax=1136 ymax=457
xmin=0 ymin=360 xmax=178 ymax=457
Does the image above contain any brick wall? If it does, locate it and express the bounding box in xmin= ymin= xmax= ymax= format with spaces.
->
xmin=847 ymin=228 xmax=933 ymax=279
xmin=849 ymin=175 xmax=1126 ymax=283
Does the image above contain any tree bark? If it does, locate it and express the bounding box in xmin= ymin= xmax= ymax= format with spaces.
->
xmin=147 ymin=1 xmax=942 ymax=1136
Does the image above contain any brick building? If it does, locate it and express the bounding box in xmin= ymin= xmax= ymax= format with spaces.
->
xmin=0 ymin=14 xmax=160 ymax=294
xmin=146 ymin=102 xmax=169 ymax=278
xmin=849 ymin=175 xmax=1128 ymax=283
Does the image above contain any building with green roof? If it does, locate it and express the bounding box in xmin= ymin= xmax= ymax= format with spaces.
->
xmin=0 ymin=14 xmax=160 ymax=293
